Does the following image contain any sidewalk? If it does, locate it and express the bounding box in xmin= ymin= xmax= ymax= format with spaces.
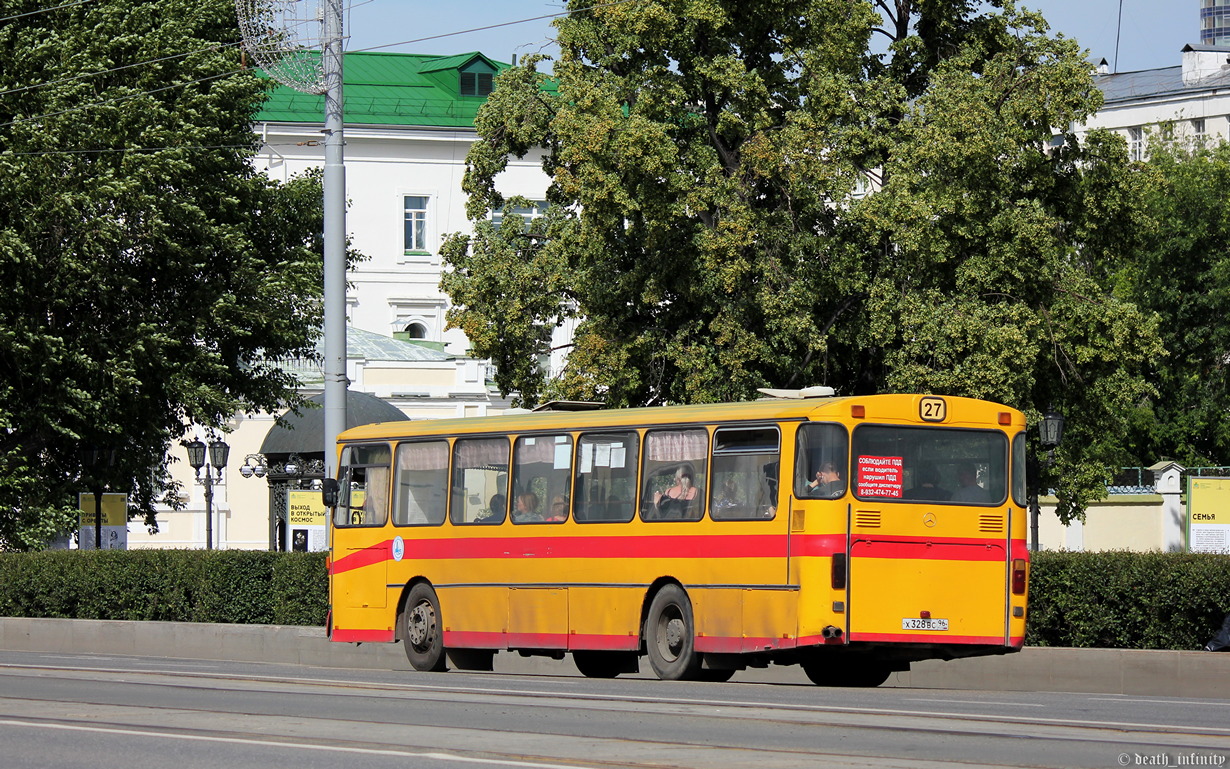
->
xmin=3 ymin=616 xmax=1229 ymax=697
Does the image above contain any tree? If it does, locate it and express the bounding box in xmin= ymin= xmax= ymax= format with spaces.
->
xmin=0 ymin=0 xmax=329 ymax=548
xmin=441 ymin=0 xmax=1161 ymax=521
xmin=1118 ymin=137 xmax=1230 ymax=467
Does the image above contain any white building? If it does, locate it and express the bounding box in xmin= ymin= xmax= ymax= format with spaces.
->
xmin=1077 ymin=44 xmax=1230 ymax=155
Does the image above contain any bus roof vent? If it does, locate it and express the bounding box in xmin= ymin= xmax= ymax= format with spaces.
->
xmin=531 ymin=400 xmax=606 ymax=412
xmin=756 ymin=386 xmax=836 ymax=400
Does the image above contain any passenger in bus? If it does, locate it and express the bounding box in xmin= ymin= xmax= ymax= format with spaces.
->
xmin=951 ymin=463 xmax=991 ymax=503
xmin=715 ymin=477 xmax=740 ymax=512
xmin=907 ymin=464 xmax=950 ymax=501
xmin=513 ymin=492 xmax=542 ymax=522
xmin=546 ymin=494 xmax=569 ymax=522
xmin=477 ymin=493 xmax=506 ymax=523
xmin=654 ymin=467 xmax=701 ymax=519
xmin=806 ymin=461 xmax=844 ymax=498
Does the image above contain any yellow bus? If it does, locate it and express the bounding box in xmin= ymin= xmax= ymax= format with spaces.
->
xmin=326 ymin=391 xmax=1029 ymax=686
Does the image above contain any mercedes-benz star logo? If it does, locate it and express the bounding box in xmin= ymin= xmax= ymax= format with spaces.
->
xmin=923 ymin=512 xmax=937 ymax=527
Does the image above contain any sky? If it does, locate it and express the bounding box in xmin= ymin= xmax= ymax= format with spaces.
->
xmin=344 ymin=1 xmax=1194 ymax=75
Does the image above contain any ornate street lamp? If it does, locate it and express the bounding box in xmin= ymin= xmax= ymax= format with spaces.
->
xmin=238 ymin=454 xmax=267 ymax=479
xmin=1029 ymin=408 xmax=1065 ymax=552
xmin=186 ymin=439 xmax=229 ymax=550
xmin=1040 ymin=410 xmax=1065 ymax=455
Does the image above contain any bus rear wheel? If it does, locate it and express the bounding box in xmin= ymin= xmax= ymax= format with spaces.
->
xmin=645 ymin=584 xmax=702 ymax=681
xmin=801 ymin=658 xmax=892 ymax=687
xmin=402 ymin=583 xmax=446 ymax=672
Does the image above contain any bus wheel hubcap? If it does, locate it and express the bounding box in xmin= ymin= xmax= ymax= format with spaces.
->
xmin=409 ymin=602 xmax=435 ymax=648
xmin=658 ymin=611 xmax=684 ymax=661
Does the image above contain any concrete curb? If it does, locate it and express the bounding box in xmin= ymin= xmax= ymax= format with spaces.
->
xmin=3 ymin=616 xmax=1230 ymax=697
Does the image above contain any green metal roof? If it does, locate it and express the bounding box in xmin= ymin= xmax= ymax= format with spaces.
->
xmin=255 ymin=51 xmax=510 ymax=127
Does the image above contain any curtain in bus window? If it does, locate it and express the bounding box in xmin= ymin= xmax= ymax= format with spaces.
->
xmin=641 ymin=428 xmax=708 ymax=521
xmin=574 ymin=432 xmax=638 ymax=523
xmin=513 ymin=434 xmax=573 ymax=523
xmin=450 ymin=437 xmax=510 ymax=525
xmin=394 ymin=441 xmax=448 ymax=526
xmin=710 ymin=426 xmax=780 ymax=521
xmin=794 ymin=423 xmax=849 ymax=500
xmin=851 ymin=425 xmax=1008 ymax=505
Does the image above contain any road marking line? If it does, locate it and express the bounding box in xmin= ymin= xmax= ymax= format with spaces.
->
xmin=0 ymin=719 xmax=595 ymax=769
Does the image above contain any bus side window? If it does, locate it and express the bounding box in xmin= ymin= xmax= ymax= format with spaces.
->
xmin=710 ymin=426 xmax=781 ymax=521
xmin=640 ymin=428 xmax=708 ymax=522
xmin=450 ymin=437 xmax=509 ymax=525
xmin=574 ymin=432 xmax=638 ymax=523
xmin=794 ymin=423 xmax=849 ymax=500
xmin=393 ymin=440 xmax=448 ymax=526
xmin=512 ymin=434 xmax=573 ymax=524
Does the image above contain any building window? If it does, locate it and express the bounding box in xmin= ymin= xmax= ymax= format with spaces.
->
xmin=404 ymin=195 xmax=428 ymax=253
xmin=1193 ymin=118 xmax=1207 ymax=143
xmin=461 ymin=71 xmax=494 ymax=96
xmin=491 ymin=200 xmax=547 ymax=231
xmin=404 ymin=322 xmax=427 ymax=340
xmin=1127 ymin=127 xmax=1145 ymax=162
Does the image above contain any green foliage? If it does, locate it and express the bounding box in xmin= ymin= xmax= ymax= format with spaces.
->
xmin=1118 ymin=139 xmax=1230 ymax=467
xmin=0 ymin=0 xmax=329 ymax=549
xmin=441 ymin=0 xmax=1160 ymax=524
xmin=1027 ymin=551 xmax=1230 ymax=650
xmin=0 ymin=550 xmax=327 ymax=625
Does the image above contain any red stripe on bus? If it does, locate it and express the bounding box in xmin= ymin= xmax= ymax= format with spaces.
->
xmin=329 ymin=542 xmax=391 ymax=575
xmin=332 ymin=627 xmax=395 ymax=643
xmin=849 ymin=632 xmax=1009 ymax=645
xmin=328 ymin=533 xmax=1021 ymax=576
xmin=442 ymin=630 xmax=640 ymax=651
xmin=695 ymin=635 xmax=797 ymax=653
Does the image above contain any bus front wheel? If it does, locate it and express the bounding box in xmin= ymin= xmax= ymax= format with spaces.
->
xmin=402 ymin=583 xmax=446 ymax=672
xmin=645 ymin=584 xmax=702 ymax=681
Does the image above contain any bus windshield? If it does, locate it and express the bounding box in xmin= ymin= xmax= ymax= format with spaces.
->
xmin=851 ymin=425 xmax=1007 ymax=505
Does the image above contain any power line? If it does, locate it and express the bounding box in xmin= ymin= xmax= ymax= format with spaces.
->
xmin=2 ymin=141 xmax=319 ymax=157
xmin=0 ymin=0 xmax=97 ymax=23
xmin=351 ymin=0 xmax=644 ymax=54
xmin=0 ymin=43 xmax=240 ymax=99
xmin=0 ymin=69 xmax=244 ymax=131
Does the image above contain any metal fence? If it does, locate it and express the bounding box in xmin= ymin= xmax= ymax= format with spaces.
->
xmin=1105 ymin=466 xmax=1230 ymax=495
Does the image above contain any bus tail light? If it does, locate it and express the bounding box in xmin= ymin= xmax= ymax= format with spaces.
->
xmin=1011 ymin=559 xmax=1027 ymax=595
xmin=831 ymin=552 xmax=847 ymax=590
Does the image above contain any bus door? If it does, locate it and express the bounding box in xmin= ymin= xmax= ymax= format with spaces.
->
xmin=845 ymin=422 xmax=1012 ymax=647
xmin=333 ymin=444 xmax=392 ymax=611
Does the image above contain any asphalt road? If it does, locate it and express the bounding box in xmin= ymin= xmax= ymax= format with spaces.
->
xmin=1 ymin=651 xmax=1228 ymax=768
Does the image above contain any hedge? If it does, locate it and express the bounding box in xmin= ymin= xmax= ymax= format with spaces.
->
xmin=0 ymin=550 xmax=327 ymax=626
xmin=1 ymin=550 xmax=1229 ymax=650
xmin=1025 ymin=551 xmax=1230 ymax=650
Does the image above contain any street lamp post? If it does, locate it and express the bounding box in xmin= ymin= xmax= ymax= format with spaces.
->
xmin=1029 ymin=409 xmax=1066 ymax=552
xmin=79 ymin=446 xmax=115 ymax=550
xmin=186 ymin=439 xmax=230 ymax=550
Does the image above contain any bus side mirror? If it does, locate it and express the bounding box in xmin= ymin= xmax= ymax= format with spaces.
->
xmin=321 ymin=478 xmax=339 ymax=508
